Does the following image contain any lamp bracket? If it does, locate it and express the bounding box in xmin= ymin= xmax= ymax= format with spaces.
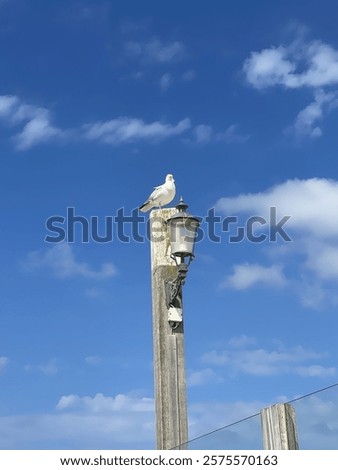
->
xmin=165 ymin=262 xmax=188 ymax=328
xmin=165 ymin=263 xmax=187 ymax=307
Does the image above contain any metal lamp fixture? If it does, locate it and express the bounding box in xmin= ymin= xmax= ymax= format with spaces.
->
xmin=165 ymin=198 xmax=200 ymax=326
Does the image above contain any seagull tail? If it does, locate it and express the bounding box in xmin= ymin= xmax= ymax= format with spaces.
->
xmin=139 ymin=200 xmax=152 ymax=212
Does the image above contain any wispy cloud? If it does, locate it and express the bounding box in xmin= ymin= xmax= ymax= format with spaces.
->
xmin=228 ymin=334 xmax=257 ymax=348
xmin=85 ymin=356 xmax=102 ymax=366
xmin=194 ymin=124 xmax=213 ymax=144
xmin=15 ymin=109 xmax=63 ymax=150
xmin=69 ymin=3 xmax=111 ymax=23
xmin=0 ymin=95 xmax=65 ymax=150
xmin=295 ymin=365 xmax=337 ymax=378
xmin=83 ymin=117 xmax=191 ymax=145
xmin=0 ymin=94 xmax=248 ymax=150
xmin=192 ymin=123 xmax=250 ymax=145
xmin=158 ymin=70 xmax=196 ymax=90
xmin=25 ymin=359 xmax=58 ymax=376
xmin=217 ymin=124 xmax=250 ymax=144
xmin=0 ymin=94 xmax=194 ymax=150
xmin=290 ymin=89 xmax=338 ymax=138
xmin=125 ymin=38 xmax=185 ymax=64
xmin=0 ymin=356 xmax=9 ymax=373
xmin=201 ymin=339 xmax=335 ymax=378
xmin=187 ymin=368 xmax=223 ymax=387
xmin=159 ymin=73 xmax=172 ymax=91
xmin=84 ymin=287 xmax=104 ymax=298
xmin=181 ymin=69 xmax=196 ymax=82
xmin=0 ymin=95 xmax=249 ymax=150
xmin=25 ymin=244 xmax=116 ymax=281
xmin=122 ymin=32 xmax=191 ymax=90
xmin=0 ymin=95 xmax=18 ymax=117
xmin=221 ymin=263 xmax=286 ymax=290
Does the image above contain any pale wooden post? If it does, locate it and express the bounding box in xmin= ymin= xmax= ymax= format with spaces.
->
xmin=150 ymin=208 xmax=188 ymax=450
xmin=261 ymin=403 xmax=299 ymax=450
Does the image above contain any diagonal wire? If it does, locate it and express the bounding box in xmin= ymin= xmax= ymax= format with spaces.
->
xmin=172 ymin=382 xmax=338 ymax=450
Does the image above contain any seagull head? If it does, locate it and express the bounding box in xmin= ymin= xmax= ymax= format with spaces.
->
xmin=166 ymin=174 xmax=174 ymax=183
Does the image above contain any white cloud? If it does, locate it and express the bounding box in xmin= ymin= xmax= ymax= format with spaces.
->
xmin=216 ymin=177 xmax=338 ymax=307
xmin=0 ymin=392 xmax=155 ymax=449
xmin=83 ymin=117 xmax=191 ymax=145
xmin=216 ymin=177 xmax=338 ymax=239
xmin=244 ymin=46 xmax=296 ymax=89
xmin=56 ymin=392 xmax=154 ymax=413
xmin=0 ymin=356 xmax=9 ymax=373
xmin=298 ymin=41 xmax=338 ymax=88
xmin=2 ymin=390 xmax=338 ymax=449
xmin=244 ymin=39 xmax=338 ymax=90
xmin=125 ymin=38 xmax=185 ymax=64
xmin=243 ymin=35 xmax=338 ymax=138
xmin=25 ymin=244 xmax=116 ymax=281
xmin=221 ymin=263 xmax=286 ymax=290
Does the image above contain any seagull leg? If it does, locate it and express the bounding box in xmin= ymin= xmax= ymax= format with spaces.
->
xmin=165 ymin=232 xmax=170 ymax=256
xmin=159 ymin=203 xmax=164 ymax=219
xmin=160 ymin=204 xmax=170 ymax=256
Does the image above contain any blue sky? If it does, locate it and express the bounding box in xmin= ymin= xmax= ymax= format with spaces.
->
xmin=1 ymin=0 xmax=338 ymax=450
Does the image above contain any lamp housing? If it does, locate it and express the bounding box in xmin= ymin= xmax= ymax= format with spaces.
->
xmin=166 ymin=198 xmax=200 ymax=265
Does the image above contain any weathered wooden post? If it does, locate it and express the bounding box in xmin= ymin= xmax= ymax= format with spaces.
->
xmin=150 ymin=207 xmax=188 ymax=450
xmin=261 ymin=403 xmax=299 ymax=450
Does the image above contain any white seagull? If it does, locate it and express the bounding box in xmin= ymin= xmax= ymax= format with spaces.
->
xmin=139 ymin=174 xmax=176 ymax=212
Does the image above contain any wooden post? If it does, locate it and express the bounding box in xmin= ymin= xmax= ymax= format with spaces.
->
xmin=150 ymin=208 xmax=188 ymax=450
xmin=261 ymin=403 xmax=299 ymax=450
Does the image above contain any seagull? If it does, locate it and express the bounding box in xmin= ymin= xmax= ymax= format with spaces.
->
xmin=139 ymin=174 xmax=176 ymax=212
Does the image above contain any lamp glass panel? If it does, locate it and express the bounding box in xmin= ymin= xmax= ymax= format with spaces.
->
xmin=169 ymin=218 xmax=198 ymax=256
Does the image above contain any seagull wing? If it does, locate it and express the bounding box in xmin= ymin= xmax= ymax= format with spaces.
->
xmin=139 ymin=176 xmax=175 ymax=212
xmin=148 ymin=185 xmax=164 ymax=200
